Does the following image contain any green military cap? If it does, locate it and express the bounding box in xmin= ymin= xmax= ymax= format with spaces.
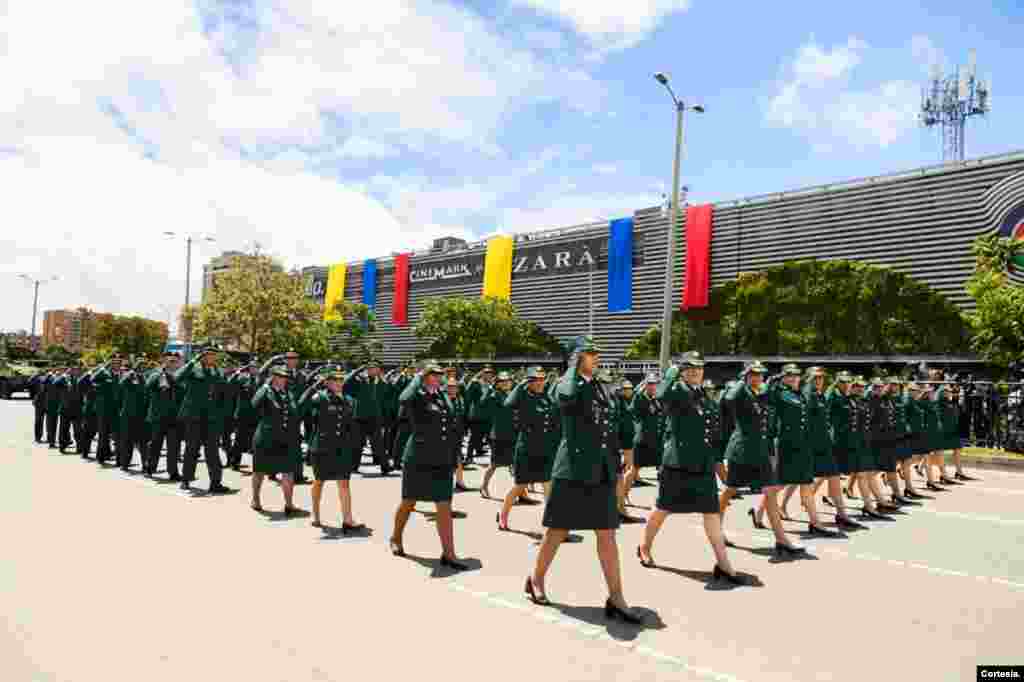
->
xmin=702 ymin=379 xmax=715 ymax=389
xmin=885 ymin=376 xmax=902 ymax=384
xmin=284 ymin=349 xmax=300 ymax=359
xmin=679 ymin=350 xmax=705 ymax=368
xmin=743 ymin=360 xmax=767 ymax=375
xmin=324 ymin=370 xmax=346 ymax=382
xmin=526 ymin=366 xmax=545 ymax=380
xmin=781 ymin=362 xmax=801 ymax=376
xmin=645 ymin=372 xmax=660 ymax=384
xmin=835 ymin=371 xmax=853 ymax=383
xmin=496 ymin=371 xmax=512 ymax=382
xmin=575 ymin=335 xmax=602 ymax=353
xmin=270 ymin=366 xmax=290 ymax=378
xmin=852 ymin=375 xmax=867 ymax=386
xmin=870 ymin=377 xmax=885 ymax=386
xmin=596 ymin=368 xmax=614 ymax=382
xmin=423 ymin=362 xmax=445 ymax=375
xmin=806 ymin=366 xmax=826 ymax=377
xmin=482 ymin=364 xmax=494 ymax=373
xmin=365 ymin=359 xmax=381 ymax=369
xmin=621 ymin=380 xmax=634 ymax=390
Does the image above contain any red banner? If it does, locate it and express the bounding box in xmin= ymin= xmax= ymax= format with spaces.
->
xmin=392 ymin=253 xmax=410 ymax=325
xmin=682 ymin=204 xmax=713 ymax=310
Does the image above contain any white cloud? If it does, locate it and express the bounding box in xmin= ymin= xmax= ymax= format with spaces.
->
xmin=911 ymin=34 xmax=944 ymax=72
xmin=509 ymin=0 xmax=691 ymax=53
xmin=593 ymin=163 xmax=618 ymax=175
xmin=765 ymin=36 xmax=919 ymax=150
xmin=0 ymin=0 xmax=611 ymax=332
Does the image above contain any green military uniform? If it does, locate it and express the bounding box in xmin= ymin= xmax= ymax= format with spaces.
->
xmin=655 ymin=357 xmax=720 ymax=514
xmin=251 ymin=370 xmax=301 ymax=475
xmin=56 ymin=371 xmax=84 ymax=452
xmin=826 ymin=374 xmax=855 ymax=474
xmin=481 ymin=374 xmax=514 ymax=467
xmin=174 ymin=353 xmax=226 ymax=489
xmin=43 ymin=371 xmax=63 ymax=447
xmin=848 ymin=379 xmax=875 ymax=473
xmin=299 ymin=379 xmax=358 ymax=481
xmin=767 ymin=365 xmax=814 ymax=486
xmin=803 ymin=371 xmax=837 ymax=477
xmin=447 ymin=381 xmax=467 ymax=467
xmin=343 ymin=364 xmax=389 ymax=472
xmin=78 ymin=371 xmax=98 ymax=458
xmin=723 ymin=362 xmax=774 ymax=490
xmin=398 ymin=367 xmax=456 ymax=502
xmin=464 ymin=369 xmax=493 ymax=459
xmin=934 ymin=384 xmax=961 ymax=451
xmin=92 ymin=364 xmax=121 ymax=462
xmin=542 ymin=337 xmax=620 ymax=531
xmin=228 ymin=370 xmax=258 ymax=468
xmin=505 ymin=371 xmax=558 ymax=484
xmin=905 ymin=387 xmax=928 ymax=456
xmin=146 ymin=362 xmax=183 ymax=479
xmin=117 ymin=367 xmax=148 ymax=470
xmin=631 ymin=379 xmax=664 ymax=470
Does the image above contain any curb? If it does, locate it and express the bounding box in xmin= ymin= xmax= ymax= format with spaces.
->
xmin=954 ymin=454 xmax=1024 ymax=473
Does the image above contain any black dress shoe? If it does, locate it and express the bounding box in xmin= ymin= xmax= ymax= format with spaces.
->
xmin=167 ymin=474 xmax=182 ymax=482
xmin=454 ymin=483 xmax=470 ymax=492
xmin=208 ymin=484 xmax=232 ymax=495
xmin=774 ymin=543 xmax=807 ymax=559
xmin=524 ymin=576 xmax=550 ymax=605
xmin=939 ymin=476 xmax=961 ymax=486
xmin=637 ymin=545 xmax=655 ymax=568
xmin=904 ymin=488 xmax=925 ymax=499
xmin=604 ymin=599 xmax=643 ymax=625
xmin=821 ymin=495 xmax=836 ymax=508
xmin=955 ymin=471 xmax=976 ymax=481
xmin=178 ymin=482 xmax=191 ymax=492
xmin=713 ymin=564 xmax=747 ymax=586
xmin=808 ymin=524 xmax=843 ymax=538
xmin=389 ymin=540 xmax=405 ymax=557
xmin=341 ymin=523 xmax=366 ymax=535
xmin=860 ymin=508 xmax=892 ymax=521
xmin=844 ymin=486 xmax=859 ymax=499
xmin=877 ymin=502 xmax=900 ymax=513
xmin=835 ymin=516 xmax=867 ymax=531
xmin=440 ymin=555 xmax=469 ymax=571
xmin=748 ymin=508 xmax=765 ymax=530
xmin=926 ymin=482 xmax=946 ymax=492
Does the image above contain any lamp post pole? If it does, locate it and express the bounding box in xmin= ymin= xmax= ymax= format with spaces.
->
xmin=19 ymin=275 xmax=58 ymax=351
xmin=653 ymin=72 xmax=702 ymax=372
xmin=164 ymin=232 xmax=215 ymax=361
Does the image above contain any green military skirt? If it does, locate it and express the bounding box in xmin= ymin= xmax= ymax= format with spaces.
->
xmin=656 ymin=467 xmax=719 ymax=514
xmin=812 ymin=447 xmax=839 ymax=477
xmin=634 ymin=442 xmax=662 ymax=468
xmin=776 ymin=441 xmax=814 ymax=486
xmin=311 ymin=447 xmax=358 ymax=481
xmin=940 ymin=430 xmax=961 ymax=451
xmin=542 ymin=478 xmax=619 ymax=530
xmin=253 ymin=442 xmax=300 ymax=475
xmin=513 ymin=448 xmax=551 ymax=485
xmin=401 ymin=464 xmax=453 ymax=503
xmin=725 ymin=459 xmax=775 ymax=492
xmin=848 ymin=445 xmax=878 ymax=473
xmin=490 ymin=438 xmax=514 ymax=467
xmin=876 ymin=443 xmax=900 ymax=472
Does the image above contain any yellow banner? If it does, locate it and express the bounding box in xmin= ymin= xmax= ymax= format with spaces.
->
xmin=482 ymin=235 xmax=514 ymax=300
xmin=323 ymin=262 xmax=347 ymax=320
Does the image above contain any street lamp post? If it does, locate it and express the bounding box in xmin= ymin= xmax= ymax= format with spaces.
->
xmin=163 ymin=232 xmax=216 ymax=360
xmin=653 ymin=72 xmax=703 ymax=372
xmin=19 ymin=274 xmax=59 ymax=350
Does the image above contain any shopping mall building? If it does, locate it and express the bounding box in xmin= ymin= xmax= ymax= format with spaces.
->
xmin=303 ymin=150 xmax=1024 ymax=364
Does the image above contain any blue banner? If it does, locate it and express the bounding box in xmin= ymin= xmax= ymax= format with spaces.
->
xmin=607 ymin=217 xmax=633 ymax=312
xmin=362 ymin=259 xmax=377 ymax=310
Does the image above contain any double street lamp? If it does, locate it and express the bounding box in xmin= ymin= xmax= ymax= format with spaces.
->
xmin=163 ymin=232 xmax=216 ymax=359
xmin=19 ymin=274 xmax=59 ymax=350
xmin=653 ymin=72 xmax=704 ymax=372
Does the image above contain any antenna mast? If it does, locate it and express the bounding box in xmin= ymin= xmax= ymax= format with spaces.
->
xmin=920 ymin=48 xmax=991 ymax=162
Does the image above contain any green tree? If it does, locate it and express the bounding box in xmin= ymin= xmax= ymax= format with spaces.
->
xmin=415 ymin=296 xmax=562 ymax=359
xmin=966 ymin=235 xmax=1024 ymax=367
xmin=625 ymin=259 xmax=970 ymax=358
xmin=93 ymin=315 xmax=168 ymax=358
xmin=272 ymin=300 xmax=383 ymax=364
xmin=194 ymin=255 xmax=318 ymax=355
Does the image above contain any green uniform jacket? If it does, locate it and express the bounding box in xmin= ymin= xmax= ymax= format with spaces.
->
xmin=56 ymin=375 xmax=84 ymax=418
xmin=766 ymin=381 xmax=808 ymax=456
xmin=657 ymin=367 xmax=718 ymax=473
xmin=465 ymin=380 xmax=491 ymax=422
xmin=723 ymin=382 xmax=771 ymax=465
xmin=91 ymin=367 xmax=121 ymax=419
xmin=342 ymin=368 xmax=387 ymax=419
xmin=616 ymin=391 xmax=636 ymax=449
xmin=631 ymin=391 xmax=665 ymax=452
xmin=299 ymin=388 xmax=357 ymax=454
xmin=850 ymin=395 xmax=870 ymax=454
xmin=118 ymin=371 xmax=148 ymax=420
xmin=923 ymin=390 xmax=942 ymax=451
xmin=231 ymin=373 xmax=258 ymax=420
xmin=903 ymin=393 xmax=924 ymax=436
xmin=549 ymin=366 xmax=618 ymax=485
xmin=934 ymin=385 xmax=960 ymax=449
xmin=826 ymin=387 xmax=855 ymax=450
xmin=251 ymin=383 xmax=300 ymax=452
xmin=505 ymin=381 xmax=559 ymax=465
xmin=481 ymin=386 xmax=515 ymax=441
xmin=43 ymin=374 xmax=63 ymax=415
xmin=399 ymin=374 xmax=456 ymax=469
xmin=802 ymin=383 xmax=832 ymax=453
xmin=173 ymin=358 xmax=225 ymax=423
xmin=145 ymin=369 xmax=180 ymax=423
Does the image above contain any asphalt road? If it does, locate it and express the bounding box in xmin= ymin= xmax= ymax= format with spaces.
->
xmin=2 ymin=399 xmax=1021 ymax=682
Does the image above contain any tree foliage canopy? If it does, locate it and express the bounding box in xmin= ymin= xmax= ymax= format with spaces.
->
xmin=965 ymin=234 xmax=1024 ymax=367
xmin=277 ymin=300 xmax=383 ymax=364
xmin=415 ymin=296 xmax=562 ymax=359
xmin=93 ymin=314 xmax=168 ymax=358
xmin=625 ymin=260 xmax=970 ymax=358
xmin=194 ymin=255 xmax=318 ymax=355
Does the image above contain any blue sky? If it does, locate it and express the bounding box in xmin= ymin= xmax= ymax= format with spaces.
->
xmin=1 ymin=0 xmax=1022 ymax=333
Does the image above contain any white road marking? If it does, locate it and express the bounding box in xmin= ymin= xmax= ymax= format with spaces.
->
xmin=912 ymin=509 xmax=1024 ymax=526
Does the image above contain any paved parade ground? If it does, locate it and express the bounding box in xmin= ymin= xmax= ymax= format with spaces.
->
xmin=2 ymin=399 xmax=1022 ymax=682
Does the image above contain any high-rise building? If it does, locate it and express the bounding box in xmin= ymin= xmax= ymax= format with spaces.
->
xmin=202 ymin=250 xmax=246 ymax=303
xmin=41 ymin=308 xmax=101 ymax=352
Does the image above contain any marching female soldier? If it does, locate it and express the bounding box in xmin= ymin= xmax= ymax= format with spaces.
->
xmin=525 ymin=337 xmax=641 ymax=624
xmin=815 ymin=372 xmax=867 ymax=528
xmin=250 ymin=366 xmax=301 ymax=514
xmin=935 ymin=381 xmax=967 ymax=485
xmin=300 ymin=371 xmax=364 ymax=531
xmin=447 ymin=378 xmax=470 ymax=492
xmin=900 ymin=383 xmax=929 ymax=499
xmin=638 ymin=352 xmax=745 ymax=585
xmin=719 ymin=361 xmax=806 ymax=559
xmin=498 ymin=367 xmax=558 ymax=531
xmin=847 ymin=378 xmax=895 ymax=518
xmin=631 ymin=374 xmax=663 ymax=488
xmin=479 ymin=371 xmax=515 ymax=499
xmin=389 ymin=364 xmax=467 ymax=570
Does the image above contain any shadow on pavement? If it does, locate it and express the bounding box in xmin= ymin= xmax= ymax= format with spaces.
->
xmin=398 ymin=553 xmax=483 ymax=578
xmin=551 ymin=603 xmax=666 ymax=640
xmin=317 ymin=525 xmax=374 ymax=540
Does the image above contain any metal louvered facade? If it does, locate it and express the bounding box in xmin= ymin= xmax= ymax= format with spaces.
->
xmin=307 ymin=150 xmax=1024 ymax=363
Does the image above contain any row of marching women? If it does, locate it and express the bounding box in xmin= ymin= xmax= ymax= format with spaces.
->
xmin=26 ymin=337 xmax=978 ymax=626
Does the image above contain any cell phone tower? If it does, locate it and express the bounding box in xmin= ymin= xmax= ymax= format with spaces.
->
xmin=919 ymin=48 xmax=991 ymax=162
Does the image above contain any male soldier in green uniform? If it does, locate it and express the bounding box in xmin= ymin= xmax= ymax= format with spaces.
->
xmin=284 ymin=350 xmax=309 ymax=483
xmin=56 ymin=364 xmax=84 ymax=453
xmin=117 ymin=360 xmax=149 ymax=472
xmin=344 ymin=360 xmax=390 ymax=475
xmin=78 ymin=367 xmax=98 ymax=458
xmin=43 ymin=367 xmax=65 ymax=448
xmin=31 ymin=370 xmax=51 ymax=443
xmin=175 ymin=347 xmax=231 ymax=495
xmin=146 ymin=352 xmax=182 ymax=480
xmin=464 ymin=365 xmax=495 ymax=463
xmin=227 ymin=363 xmax=258 ymax=470
xmin=92 ymin=356 xmax=123 ymax=464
